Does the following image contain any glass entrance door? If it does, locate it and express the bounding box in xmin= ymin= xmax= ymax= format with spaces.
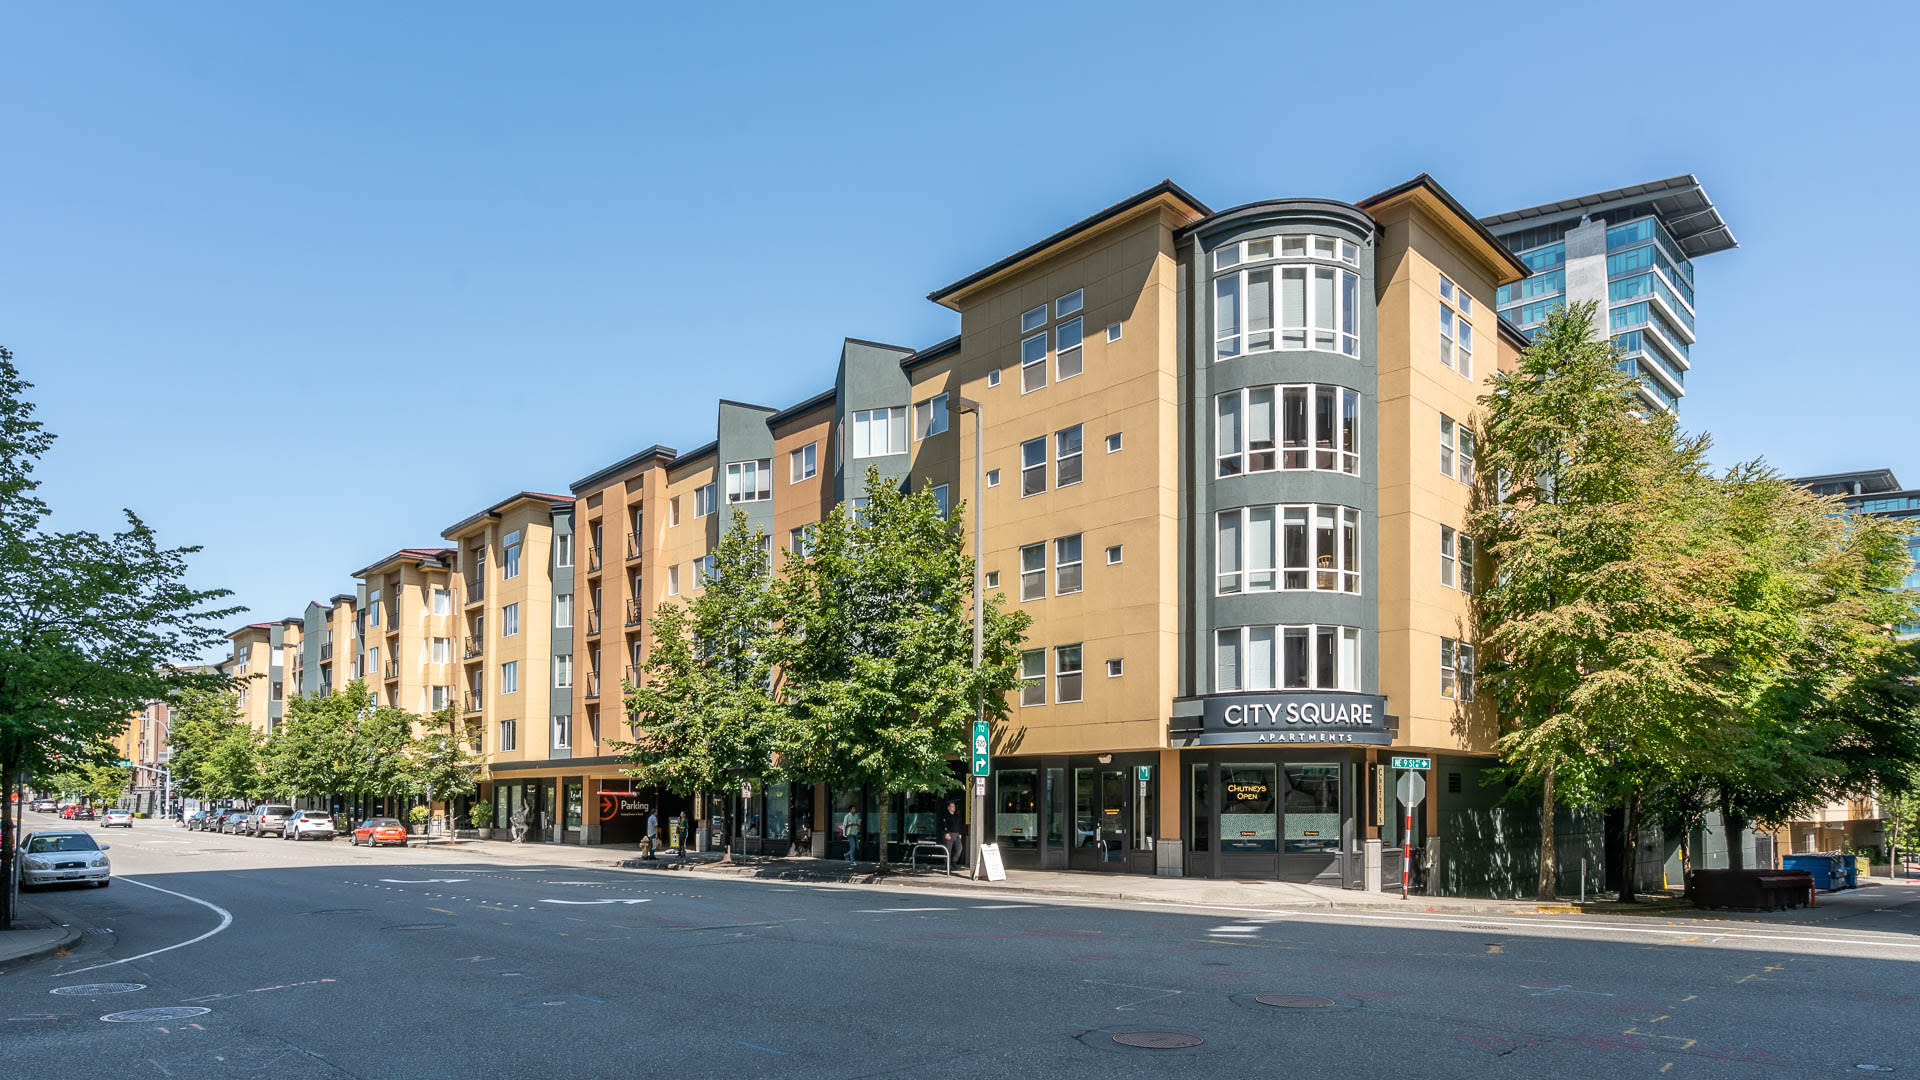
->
xmin=1069 ymin=765 xmax=1131 ymax=870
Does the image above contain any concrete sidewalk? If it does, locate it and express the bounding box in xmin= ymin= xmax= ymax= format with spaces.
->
xmin=0 ymin=902 xmax=82 ymax=969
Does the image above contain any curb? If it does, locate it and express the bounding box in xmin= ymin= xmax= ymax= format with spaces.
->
xmin=0 ymin=912 xmax=84 ymax=969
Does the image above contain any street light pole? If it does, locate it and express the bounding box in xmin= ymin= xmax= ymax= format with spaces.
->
xmin=953 ymin=396 xmax=985 ymax=881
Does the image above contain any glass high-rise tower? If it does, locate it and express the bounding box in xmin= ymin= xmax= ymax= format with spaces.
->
xmin=1480 ymin=175 xmax=1735 ymax=411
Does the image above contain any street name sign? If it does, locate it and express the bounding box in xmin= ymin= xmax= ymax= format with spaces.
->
xmin=1390 ymin=756 xmax=1431 ymax=770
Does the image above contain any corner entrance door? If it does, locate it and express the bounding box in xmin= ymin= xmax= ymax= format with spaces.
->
xmin=1068 ymin=766 xmax=1131 ymax=871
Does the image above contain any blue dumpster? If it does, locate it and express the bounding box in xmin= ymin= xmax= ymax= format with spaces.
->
xmin=1782 ymin=852 xmax=1844 ymax=891
xmin=1839 ymin=856 xmax=1859 ymax=889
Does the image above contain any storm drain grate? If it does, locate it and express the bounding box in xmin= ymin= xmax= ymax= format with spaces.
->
xmin=1112 ymin=1031 xmax=1203 ymax=1049
xmin=1256 ymin=994 xmax=1335 ymax=1009
xmin=82 ymin=928 xmax=115 ymax=936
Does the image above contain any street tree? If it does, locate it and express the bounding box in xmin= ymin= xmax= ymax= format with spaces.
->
xmin=0 ymin=347 xmax=238 ymax=928
xmin=614 ymin=508 xmax=789 ymax=856
xmin=1470 ymin=303 xmax=1730 ymax=900
xmin=411 ymin=705 xmax=482 ymax=828
xmin=165 ymin=685 xmax=263 ymax=801
xmin=778 ymin=468 xmax=1029 ymax=871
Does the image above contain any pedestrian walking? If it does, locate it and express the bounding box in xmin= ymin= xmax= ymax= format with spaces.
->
xmin=677 ymin=810 xmax=691 ymax=856
xmin=941 ymin=799 xmax=965 ymax=868
xmin=842 ymin=808 xmax=860 ymax=866
xmin=509 ymin=804 xmax=527 ymax=843
xmin=645 ymin=808 xmax=660 ymax=860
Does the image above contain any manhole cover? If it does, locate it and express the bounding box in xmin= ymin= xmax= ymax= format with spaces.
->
xmin=1256 ymin=994 xmax=1335 ymax=1009
xmin=51 ymin=983 xmax=145 ymax=996
xmin=101 ymin=1006 xmax=210 ymax=1023
xmin=386 ymin=923 xmax=448 ymax=931
xmin=1112 ymin=1031 xmax=1203 ymax=1049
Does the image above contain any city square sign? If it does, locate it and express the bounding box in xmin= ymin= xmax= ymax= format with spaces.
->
xmin=1174 ymin=691 xmax=1394 ymax=746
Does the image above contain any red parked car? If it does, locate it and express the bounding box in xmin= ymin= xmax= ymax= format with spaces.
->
xmin=61 ymin=805 xmax=94 ymax=820
xmin=350 ymin=818 xmax=408 ymax=847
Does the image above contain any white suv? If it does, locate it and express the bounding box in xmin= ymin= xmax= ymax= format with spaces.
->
xmin=282 ymin=810 xmax=336 ymax=841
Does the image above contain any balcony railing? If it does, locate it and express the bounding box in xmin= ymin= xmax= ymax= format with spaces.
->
xmin=627 ymin=535 xmax=643 ymax=561
xmin=625 ymin=599 xmax=646 ymax=627
xmin=585 ymin=611 xmax=602 ymax=636
xmin=586 ymin=547 xmax=603 ymax=573
xmin=623 ymin=665 xmax=643 ymax=688
xmin=465 ymin=690 xmax=484 ymax=713
xmin=320 ymin=642 xmax=334 ymax=661
xmin=464 ymin=580 xmax=485 ymax=605
xmin=464 ymin=638 xmax=485 ymax=659
xmin=384 ymin=660 xmax=400 ymax=680
xmin=584 ymin=672 xmax=600 ymax=700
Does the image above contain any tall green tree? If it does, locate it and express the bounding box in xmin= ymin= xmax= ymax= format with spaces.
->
xmin=0 ymin=347 xmax=238 ymax=927
xmin=166 ymin=684 xmax=262 ymax=801
xmin=615 ymin=508 xmax=789 ymax=854
xmin=1470 ymin=303 xmax=1729 ymax=900
xmin=411 ymin=705 xmax=482 ymax=826
xmin=779 ymin=468 xmax=1029 ymax=870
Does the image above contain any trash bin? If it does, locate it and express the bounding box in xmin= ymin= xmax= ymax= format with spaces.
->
xmin=1782 ymin=852 xmax=1840 ymax=891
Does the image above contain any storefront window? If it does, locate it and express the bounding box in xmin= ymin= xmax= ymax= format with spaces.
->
xmin=903 ymin=791 xmax=942 ymax=842
xmin=1098 ymin=769 xmax=1128 ymax=862
xmin=1191 ymin=765 xmax=1210 ymax=852
xmin=996 ymin=769 xmax=1039 ymax=849
xmin=565 ymin=781 xmax=582 ymax=830
xmin=1283 ymin=763 xmax=1341 ymax=852
xmin=1132 ymin=765 xmax=1154 ymax=852
xmin=1221 ymin=763 xmax=1277 ymax=853
xmin=765 ymin=784 xmax=791 ymax=840
xmin=864 ymin=789 xmax=900 ymax=853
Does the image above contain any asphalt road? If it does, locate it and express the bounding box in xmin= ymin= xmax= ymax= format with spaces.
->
xmin=3 ymin=810 xmax=1916 ymax=1079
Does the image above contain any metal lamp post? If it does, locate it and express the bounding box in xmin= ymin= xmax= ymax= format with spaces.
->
xmin=952 ymin=395 xmax=986 ymax=880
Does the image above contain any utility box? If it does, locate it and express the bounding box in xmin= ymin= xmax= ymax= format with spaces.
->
xmin=1363 ymin=838 xmax=1382 ymax=892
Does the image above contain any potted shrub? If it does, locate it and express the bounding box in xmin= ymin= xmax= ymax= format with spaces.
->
xmin=407 ymin=804 xmax=432 ymax=835
xmin=468 ymin=801 xmax=494 ymax=839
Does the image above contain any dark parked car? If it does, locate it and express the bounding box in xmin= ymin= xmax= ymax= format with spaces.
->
xmin=185 ymin=810 xmax=213 ymax=831
xmin=217 ymin=809 xmax=249 ymax=834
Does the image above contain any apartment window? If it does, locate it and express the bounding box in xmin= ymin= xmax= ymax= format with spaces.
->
xmin=696 ymin=554 xmax=717 ymax=583
xmin=789 ymin=526 xmax=808 ymax=556
xmin=1106 ymin=544 xmax=1123 ymax=565
xmin=368 ymin=593 xmax=381 ymax=626
xmin=1216 ymin=505 xmax=1360 ymax=595
xmin=501 ymin=603 xmax=519 ymax=637
xmin=1022 ymin=304 xmax=1047 ymax=333
xmin=1215 ymin=625 xmax=1361 ymax=692
xmin=914 ymin=394 xmax=949 ymax=440
xmin=1021 ymin=437 xmax=1046 ymax=496
xmin=1021 ymin=331 xmax=1047 ymax=393
xmin=670 ymin=496 xmax=682 ymax=527
xmin=790 ymin=442 xmax=818 ymax=482
xmin=431 ymin=637 xmax=451 ymax=664
xmin=851 ymin=407 xmax=908 ymax=458
xmin=1056 ymin=317 xmax=1084 ymax=380
xmin=554 ymin=654 xmax=573 ymax=689
xmin=694 ymin=484 xmax=717 ymax=517
xmin=932 ymin=484 xmax=950 ymax=520
xmin=271 ymin=681 xmax=283 ymax=702
xmin=985 ymin=570 xmax=1000 ymax=589
xmin=1054 ymin=535 xmax=1083 ymax=595
xmin=1105 ymin=432 xmax=1122 ymax=453
xmin=1441 ymin=415 xmax=1455 ymax=478
xmin=501 ymin=661 xmax=519 ymax=695
xmin=1217 ymin=384 xmax=1361 ymax=477
xmin=499 ymin=718 xmax=517 ymax=751
xmin=1441 ymin=638 xmax=1475 ymax=701
xmin=554 ymin=533 xmax=574 ymax=568
xmin=1106 ymin=322 xmax=1122 ymax=343
xmin=368 ymin=647 xmax=379 ymax=679
xmin=552 ymin=715 xmax=571 ymax=750
xmin=1459 ymin=535 xmax=1475 ymax=594
xmin=555 ymin=594 xmax=573 ymax=628
xmin=431 ymin=685 xmax=451 ymax=711
xmin=503 ymin=531 xmax=522 ymax=580
xmin=726 ymin=459 xmax=773 ymax=503
xmin=1441 ymin=526 xmax=1457 ymax=589
xmin=1020 ymin=543 xmax=1046 ymax=601
xmin=1055 ymin=288 xmax=1083 ymax=318
xmin=1440 ymin=415 xmax=1474 ymax=483
xmin=1055 ymin=645 xmax=1084 ymax=703
xmin=667 ymin=566 xmax=680 ymax=595
xmin=986 ymin=468 xmax=1001 ymax=488
xmin=1055 ymin=425 xmax=1083 ymax=487
xmin=1106 ymin=658 xmax=1124 ymax=677
xmin=1213 ymin=236 xmax=1362 ymax=359
xmin=1439 ymin=274 xmax=1474 ymax=380
xmin=432 ymin=587 xmax=451 ymax=615
xmin=1020 ymin=649 xmax=1046 ymax=706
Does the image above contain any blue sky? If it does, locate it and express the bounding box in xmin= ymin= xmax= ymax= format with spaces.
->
xmin=3 ymin=2 xmax=1914 ymax=654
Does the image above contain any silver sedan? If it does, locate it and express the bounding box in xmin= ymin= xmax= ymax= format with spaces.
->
xmin=17 ymin=830 xmax=111 ymax=889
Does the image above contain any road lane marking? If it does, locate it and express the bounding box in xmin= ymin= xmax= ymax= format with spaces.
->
xmin=854 ymin=907 xmax=956 ymax=913
xmin=971 ymin=904 xmax=1035 ymax=909
xmin=539 ymin=898 xmax=652 ymax=906
xmin=379 ymin=878 xmax=470 ymax=884
xmin=54 ymin=878 xmax=234 ymax=978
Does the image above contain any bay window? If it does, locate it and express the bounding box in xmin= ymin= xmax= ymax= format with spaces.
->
xmin=1213 ymin=234 xmax=1361 ymax=360
xmin=1217 ymin=384 xmax=1360 ymax=477
xmin=1216 ymin=504 xmax=1359 ymax=595
xmin=1214 ymin=625 xmax=1362 ymax=692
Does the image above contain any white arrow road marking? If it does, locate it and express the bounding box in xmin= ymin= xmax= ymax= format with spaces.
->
xmin=378 ymin=878 xmax=470 ymax=884
xmin=538 ymin=898 xmax=653 ymax=905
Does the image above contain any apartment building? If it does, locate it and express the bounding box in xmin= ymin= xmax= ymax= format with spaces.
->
xmin=224 ymin=620 xmax=296 ymax=734
xmin=350 ymin=548 xmax=458 ymax=716
xmin=296 ymin=594 xmax=360 ymax=698
xmin=442 ymin=493 xmax=575 ymax=841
